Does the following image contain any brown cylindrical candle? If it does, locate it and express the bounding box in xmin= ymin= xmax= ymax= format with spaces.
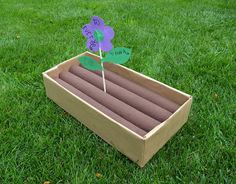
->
xmin=69 ymin=65 xmax=172 ymax=122
xmin=92 ymin=68 xmax=180 ymax=113
xmin=59 ymin=71 xmax=160 ymax=132
xmin=54 ymin=78 xmax=147 ymax=136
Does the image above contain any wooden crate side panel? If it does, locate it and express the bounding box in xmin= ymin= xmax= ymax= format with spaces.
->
xmin=43 ymin=75 xmax=145 ymax=164
xmin=142 ymin=98 xmax=192 ymax=165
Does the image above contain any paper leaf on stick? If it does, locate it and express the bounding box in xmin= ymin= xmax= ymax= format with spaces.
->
xmin=101 ymin=47 xmax=131 ymax=64
xmin=77 ymin=56 xmax=102 ymax=71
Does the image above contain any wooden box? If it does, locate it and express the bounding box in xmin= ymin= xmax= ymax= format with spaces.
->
xmin=42 ymin=51 xmax=192 ymax=167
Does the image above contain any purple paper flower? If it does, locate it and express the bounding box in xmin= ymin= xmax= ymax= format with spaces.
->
xmin=82 ymin=16 xmax=114 ymax=52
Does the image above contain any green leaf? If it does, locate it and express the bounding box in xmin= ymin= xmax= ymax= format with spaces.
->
xmin=93 ymin=29 xmax=104 ymax=42
xmin=101 ymin=47 xmax=131 ymax=64
xmin=77 ymin=56 xmax=102 ymax=71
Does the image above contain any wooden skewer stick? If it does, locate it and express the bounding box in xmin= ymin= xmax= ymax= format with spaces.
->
xmin=99 ymin=44 xmax=106 ymax=93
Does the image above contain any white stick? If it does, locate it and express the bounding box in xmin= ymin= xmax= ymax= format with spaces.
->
xmin=99 ymin=46 xmax=106 ymax=93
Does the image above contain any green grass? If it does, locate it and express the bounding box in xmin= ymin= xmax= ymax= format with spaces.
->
xmin=0 ymin=0 xmax=236 ymax=183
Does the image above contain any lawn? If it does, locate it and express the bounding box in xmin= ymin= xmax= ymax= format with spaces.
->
xmin=0 ymin=0 xmax=235 ymax=183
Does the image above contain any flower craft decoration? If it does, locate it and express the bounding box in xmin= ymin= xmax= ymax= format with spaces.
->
xmin=78 ymin=16 xmax=132 ymax=92
xmin=82 ymin=16 xmax=114 ymax=52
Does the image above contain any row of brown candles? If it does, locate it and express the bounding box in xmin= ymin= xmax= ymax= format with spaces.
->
xmin=54 ymin=64 xmax=180 ymax=136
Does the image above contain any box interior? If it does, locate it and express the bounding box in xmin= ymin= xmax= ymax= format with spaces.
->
xmin=45 ymin=52 xmax=190 ymax=137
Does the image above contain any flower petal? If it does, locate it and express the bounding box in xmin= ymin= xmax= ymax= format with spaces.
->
xmin=101 ymin=26 xmax=114 ymax=40
xmin=86 ymin=38 xmax=99 ymax=52
xmin=90 ymin=16 xmax=104 ymax=27
xmin=82 ymin=24 xmax=95 ymax=39
xmin=100 ymin=39 xmax=113 ymax=52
